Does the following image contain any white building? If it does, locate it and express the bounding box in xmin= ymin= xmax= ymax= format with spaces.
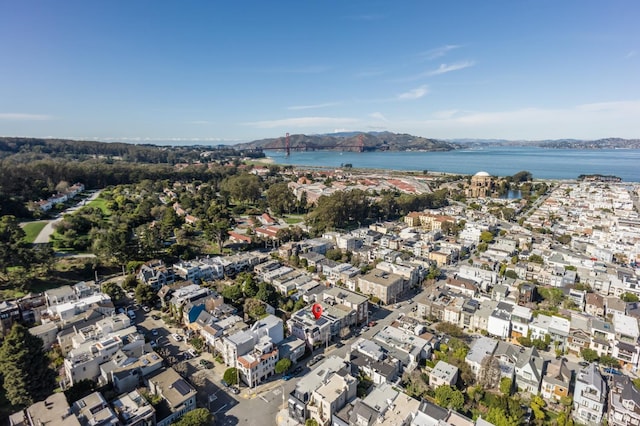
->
xmin=573 ymin=363 xmax=607 ymax=426
xmin=429 ymin=360 xmax=459 ymax=388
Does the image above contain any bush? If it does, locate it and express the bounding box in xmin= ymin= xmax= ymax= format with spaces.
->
xmin=223 ymin=368 xmax=239 ymax=386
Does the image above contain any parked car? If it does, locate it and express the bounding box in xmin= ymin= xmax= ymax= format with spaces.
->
xmin=142 ymin=305 xmax=151 ymax=312
xmin=579 ymin=361 xmax=589 ymax=367
xmin=187 ymin=349 xmax=197 ymax=358
xmin=230 ymin=386 xmax=240 ymax=395
xmin=151 ymin=328 xmax=159 ymax=336
xmin=221 ymin=380 xmax=229 ymax=388
xmin=368 ymin=321 xmax=377 ymax=327
xmin=151 ymin=314 xmax=160 ymax=320
xmin=307 ymin=354 xmax=324 ymax=367
xmin=293 ymin=366 xmax=303 ymax=375
xmin=604 ymin=367 xmax=623 ymax=375
xmin=200 ymin=359 xmax=214 ymax=369
xmin=171 ymin=333 xmax=182 ymax=342
xmin=282 ymin=373 xmax=293 ymax=381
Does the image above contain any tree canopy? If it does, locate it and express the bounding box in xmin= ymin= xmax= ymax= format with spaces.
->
xmin=434 ymin=385 xmax=464 ymax=411
xmin=0 ymin=323 xmax=56 ymax=407
xmin=223 ymin=368 xmax=238 ymax=386
xmin=173 ymin=407 xmax=213 ymax=426
xmin=275 ymin=358 xmax=292 ymax=374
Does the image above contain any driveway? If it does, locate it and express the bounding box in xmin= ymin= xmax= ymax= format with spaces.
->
xmin=32 ymin=190 xmax=103 ymax=244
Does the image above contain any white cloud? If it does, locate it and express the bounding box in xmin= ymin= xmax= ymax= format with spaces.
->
xmin=0 ymin=113 xmax=52 ymax=120
xmin=398 ymin=100 xmax=640 ymax=139
xmin=245 ymin=116 xmax=359 ymax=129
xmin=397 ymin=85 xmax=429 ymax=100
xmin=369 ymin=112 xmax=388 ymax=121
xmin=421 ymin=45 xmax=460 ymax=60
xmin=427 ymin=61 xmax=475 ymax=76
xmin=626 ymin=50 xmax=637 ymax=58
xmin=287 ymin=102 xmax=340 ymax=111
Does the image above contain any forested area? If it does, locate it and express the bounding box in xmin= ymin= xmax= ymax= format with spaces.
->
xmin=0 ymin=137 xmax=265 ymax=217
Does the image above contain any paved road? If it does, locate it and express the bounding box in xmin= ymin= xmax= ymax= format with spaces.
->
xmin=32 ymin=190 xmax=103 ymax=244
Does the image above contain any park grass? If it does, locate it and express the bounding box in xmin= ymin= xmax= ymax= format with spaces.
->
xmin=21 ymin=221 xmax=48 ymax=243
xmin=85 ymin=197 xmax=111 ymax=215
xmin=283 ymin=214 xmax=304 ymax=224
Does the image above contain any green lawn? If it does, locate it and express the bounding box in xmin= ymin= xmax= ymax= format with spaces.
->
xmin=21 ymin=221 xmax=48 ymax=243
xmin=283 ymin=214 xmax=304 ymax=224
xmin=85 ymin=197 xmax=111 ymax=215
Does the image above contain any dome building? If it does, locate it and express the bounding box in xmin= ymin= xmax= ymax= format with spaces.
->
xmin=467 ymin=171 xmax=495 ymax=198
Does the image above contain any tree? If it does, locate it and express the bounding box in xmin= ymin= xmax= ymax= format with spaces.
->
xmin=599 ymin=354 xmax=620 ymax=367
xmin=305 ymin=419 xmax=319 ymax=426
xmin=580 ymin=348 xmax=599 ymax=363
xmin=434 ymin=322 xmax=465 ymax=338
xmin=504 ymin=270 xmax=518 ymax=279
xmin=255 ymin=282 xmax=278 ymax=306
xmin=0 ymin=215 xmax=38 ymax=275
xmin=621 ymin=292 xmax=639 ymax=303
xmin=266 ymin=183 xmax=296 ymax=216
xmin=538 ymin=287 xmax=564 ymax=305
xmin=0 ymin=324 xmax=56 ymax=407
xmin=244 ymin=298 xmax=267 ymax=320
xmin=173 ymin=408 xmax=212 ymax=426
xmin=135 ymin=283 xmax=159 ymax=306
xmin=220 ymin=174 xmax=262 ymax=204
xmin=478 ymin=356 xmax=502 ymax=389
xmin=499 ymin=377 xmax=512 ymax=396
xmin=480 ymin=231 xmax=494 ymax=244
xmin=530 ymin=395 xmax=546 ymax=423
xmin=221 ymin=284 xmax=243 ymax=303
xmin=102 ymin=281 xmax=125 ymax=303
xmin=528 ymin=254 xmax=544 ymax=264
xmin=402 ymin=369 xmax=429 ymax=399
xmin=239 ymin=273 xmax=259 ymax=298
xmin=434 ymin=385 xmax=464 ymax=411
xmin=275 ymin=358 xmax=292 ymax=374
xmin=122 ymin=274 xmax=139 ymax=291
xmin=223 ymin=368 xmax=238 ymax=386
xmin=484 ymin=406 xmax=519 ymax=426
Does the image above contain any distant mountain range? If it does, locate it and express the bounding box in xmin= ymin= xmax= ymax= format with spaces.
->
xmin=233 ymin=133 xmax=640 ymax=152
xmin=233 ymin=132 xmax=455 ymax=152
xmin=449 ymin=137 xmax=640 ymax=149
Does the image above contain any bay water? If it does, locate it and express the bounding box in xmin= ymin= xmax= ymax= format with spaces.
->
xmin=267 ymin=147 xmax=640 ymax=182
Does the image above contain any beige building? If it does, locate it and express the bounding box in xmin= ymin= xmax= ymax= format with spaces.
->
xmin=9 ymin=393 xmax=80 ymax=426
xmin=467 ymin=171 xmax=495 ymax=198
xmin=428 ymin=250 xmax=451 ymax=267
xmin=357 ymin=269 xmax=406 ymax=305
xmin=308 ymin=372 xmax=357 ymax=426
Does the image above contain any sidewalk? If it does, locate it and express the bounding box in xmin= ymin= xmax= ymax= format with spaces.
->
xmin=276 ymin=408 xmax=300 ymax=426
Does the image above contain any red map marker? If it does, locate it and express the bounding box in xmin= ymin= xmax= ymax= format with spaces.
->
xmin=312 ymin=303 xmax=323 ymax=320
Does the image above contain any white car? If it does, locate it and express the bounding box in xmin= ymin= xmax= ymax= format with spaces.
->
xmin=187 ymin=349 xmax=197 ymax=358
xmin=171 ymin=333 xmax=182 ymax=342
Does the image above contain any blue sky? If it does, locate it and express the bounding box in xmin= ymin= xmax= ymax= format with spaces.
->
xmin=1 ymin=1 xmax=638 ymax=143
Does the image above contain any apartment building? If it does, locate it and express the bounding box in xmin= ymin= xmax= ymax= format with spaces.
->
xmin=573 ymin=363 xmax=606 ymax=426
xmin=357 ymin=269 xmax=405 ymax=305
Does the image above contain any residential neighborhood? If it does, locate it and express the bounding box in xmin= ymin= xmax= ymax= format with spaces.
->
xmin=2 ymin=164 xmax=640 ymax=426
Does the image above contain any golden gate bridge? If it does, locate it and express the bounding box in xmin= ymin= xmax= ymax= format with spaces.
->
xmin=257 ymin=133 xmax=366 ymax=157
